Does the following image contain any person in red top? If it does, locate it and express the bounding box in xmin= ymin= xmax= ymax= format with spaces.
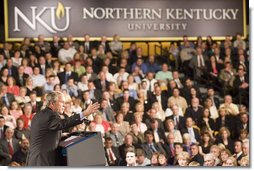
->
xmin=7 ymin=76 xmax=20 ymax=96
xmin=19 ymin=103 xmax=34 ymax=129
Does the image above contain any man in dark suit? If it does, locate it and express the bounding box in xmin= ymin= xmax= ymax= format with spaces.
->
xmin=0 ymin=128 xmax=20 ymax=166
xmin=162 ymin=132 xmax=175 ymax=164
xmin=11 ymin=138 xmax=30 ymax=166
xmin=104 ymin=137 xmax=121 ymax=166
xmin=16 ymin=66 xmax=29 ymax=87
xmin=150 ymin=86 xmax=168 ymax=111
xmin=185 ymin=98 xmax=204 ymax=125
xmin=233 ymin=68 xmax=249 ymax=107
xmin=0 ymin=43 xmax=14 ymax=59
xmin=50 ymin=35 xmax=62 ymax=57
xmin=182 ymin=117 xmax=201 ymax=143
xmin=115 ymin=89 xmax=137 ymax=112
xmin=83 ymin=34 xmax=96 ymax=54
xmin=190 ymin=143 xmax=204 ymax=166
xmin=141 ymin=130 xmax=165 ymax=159
xmin=4 ymin=59 xmax=19 ymax=82
xmin=27 ymin=91 xmax=99 ymax=166
xmin=97 ymin=36 xmax=111 ymax=53
xmin=29 ymin=91 xmax=43 ymax=114
xmin=0 ymin=116 xmax=9 ymax=139
xmin=206 ymin=87 xmax=220 ymax=109
xmin=235 ymin=112 xmax=249 ymax=139
xmin=165 ymin=104 xmax=185 ymax=132
xmin=0 ymin=84 xmax=15 ymax=108
xmin=233 ymin=140 xmax=244 ymax=166
xmin=99 ymin=99 xmax=115 ymax=123
xmin=57 ymin=63 xmax=79 ymax=85
xmin=148 ymin=119 xmax=166 ymax=143
xmin=93 ymin=71 xmax=110 ymax=91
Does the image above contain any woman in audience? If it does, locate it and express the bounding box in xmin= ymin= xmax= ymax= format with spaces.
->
xmin=199 ymin=131 xmax=214 ymax=155
xmin=164 ymin=119 xmax=183 ymax=143
xmin=9 ymin=101 xmax=23 ymax=120
xmin=219 ymin=149 xmax=232 ymax=166
xmin=216 ymin=127 xmax=234 ymax=154
xmin=0 ymin=67 xmax=9 ymax=85
xmin=7 ymin=76 xmax=20 ymax=96
xmin=115 ymin=112 xmax=130 ymax=136
xmin=21 ymin=57 xmax=33 ymax=75
xmin=14 ymin=118 xmax=31 ymax=140
xmin=0 ymin=105 xmax=16 ymax=129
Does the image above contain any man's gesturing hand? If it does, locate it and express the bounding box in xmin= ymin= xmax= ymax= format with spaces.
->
xmin=83 ymin=102 xmax=100 ymax=117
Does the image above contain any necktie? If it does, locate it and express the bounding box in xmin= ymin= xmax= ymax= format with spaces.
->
xmin=108 ymin=149 xmax=115 ymax=163
xmin=174 ymin=116 xmax=179 ymax=129
xmin=176 ymin=79 xmax=183 ymax=88
xmin=154 ymin=131 xmax=160 ymax=143
xmin=150 ymin=144 xmax=157 ymax=152
xmin=0 ymin=128 xmax=3 ymax=139
xmin=114 ymin=134 xmax=120 ymax=146
xmin=8 ymin=69 xmax=12 ymax=75
xmin=3 ymin=95 xmax=10 ymax=107
xmin=65 ymin=72 xmax=70 ymax=83
xmin=8 ymin=141 xmax=14 ymax=156
xmin=149 ymin=80 xmax=152 ymax=91
xmin=170 ymin=144 xmax=175 ymax=157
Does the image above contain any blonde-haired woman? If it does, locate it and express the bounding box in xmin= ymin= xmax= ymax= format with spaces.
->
xmin=177 ymin=151 xmax=190 ymax=166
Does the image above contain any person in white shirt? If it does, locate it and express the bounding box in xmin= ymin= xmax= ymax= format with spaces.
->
xmin=31 ymin=66 xmax=46 ymax=88
xmin=113 ymin=67 xmax=129 ymax=87
xmin=134 ymin=112 xmax=147 ymax=133
xmin=58 ymin=42 xmax=77 ymax=64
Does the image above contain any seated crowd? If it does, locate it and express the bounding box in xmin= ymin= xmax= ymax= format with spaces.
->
xmin=0 ymin=33 xmax=249 ymax=166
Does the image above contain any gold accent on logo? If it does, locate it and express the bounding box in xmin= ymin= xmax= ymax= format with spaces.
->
xmin=56 ymin=2 xmax=65 ymax=19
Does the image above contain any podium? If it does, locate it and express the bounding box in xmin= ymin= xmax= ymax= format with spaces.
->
xmin=57 ymin=132 xmax=106 ymax=166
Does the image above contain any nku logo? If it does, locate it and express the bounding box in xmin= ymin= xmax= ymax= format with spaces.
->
xmin=13 ymin=2 xmax=70 ymax=33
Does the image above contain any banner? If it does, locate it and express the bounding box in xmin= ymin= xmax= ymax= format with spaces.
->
xmin=4 ymin=0 xmax=246 ymax=41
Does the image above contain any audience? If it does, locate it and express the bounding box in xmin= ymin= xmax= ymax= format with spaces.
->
xmin=0 ymin=33 xmax=249 ymax=166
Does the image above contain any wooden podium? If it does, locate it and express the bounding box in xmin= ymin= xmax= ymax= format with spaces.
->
xmin=57 ymin=132 xmax=106 ymax=166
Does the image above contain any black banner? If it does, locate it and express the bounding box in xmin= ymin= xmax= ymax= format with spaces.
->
xmin=4 ymin=0 xmax=246 ymax=41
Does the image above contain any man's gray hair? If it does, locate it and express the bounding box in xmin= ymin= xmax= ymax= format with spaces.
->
xmin=45 ymin=91 xmax=64 ymax=106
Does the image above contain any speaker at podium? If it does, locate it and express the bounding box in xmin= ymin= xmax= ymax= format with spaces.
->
xmin=57 ymin=132 xmax=106 ymax=166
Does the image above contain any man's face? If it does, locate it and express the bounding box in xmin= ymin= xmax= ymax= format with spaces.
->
xmin=175 ymin=145 xmax=183 ymax=155
xmin=234 ymin=142 xmax=242 ymax=153
xmin=21 ymin=139 xmax=30 ymax=151
xmin=126 ymin=152 xmax=136 ymax=165
xmin=145 ymin=134 xmax=154 ymax=143
xmin=5 ymin=129 xmax=14 ymax=140
xmin=0 ymin=118 xmax=5 ymax=127
xmin=105 ymin=140 xmax=113 ymax=148
xmin=53 ymin=95 xmax=65 ymax=114
xmin=136 ymin=155 xmax=145 ymax=164
xmin=190 ymin=145 xmax=199 ymax=156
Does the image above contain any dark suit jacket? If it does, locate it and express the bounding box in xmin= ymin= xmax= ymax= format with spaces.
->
xmin=165 ymin=115 xmax=186 ymax=132
xmin=233 ymin=75 xmax=249 ymax=96
xmin=215 ymin=115 xmax=233 ymax=132
xmin=0 ymin=125 xmax=9 ymax=139
xmin=57 ymin=71 xmax=79 ymax=85
xmin=141 ymin=142 xmax=165 ymax=159
xmin=97 ymin=41 xmax=111 ymax=53
xmin=182 ymin=127 xmax=201 ymax=143
xmin=185 ymin=106 xmax=204 ymax=124
xmin=104 ymin=147 xmax=120 ymax=166
xmin=27 ymin=107 xmax=83 ymax=166
xmin=162 ymin=142 xmax=175 ymax=160
xmin=190 ymin=153 xmax=204 ymax=166
xmin=115 ymin=96 xmax=137 ymax=112
xmin=150 ymin=93 xmax=168 ymax=111
xmin=93 ymin=79 xmax=110 ymax=91
xmin=16 ymin=73 xmax=29 ymax=87
xmin=0 ymin=93 xmax=15 ymax=107
xmin=0 ymin=138 xmax=20 ymax=165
